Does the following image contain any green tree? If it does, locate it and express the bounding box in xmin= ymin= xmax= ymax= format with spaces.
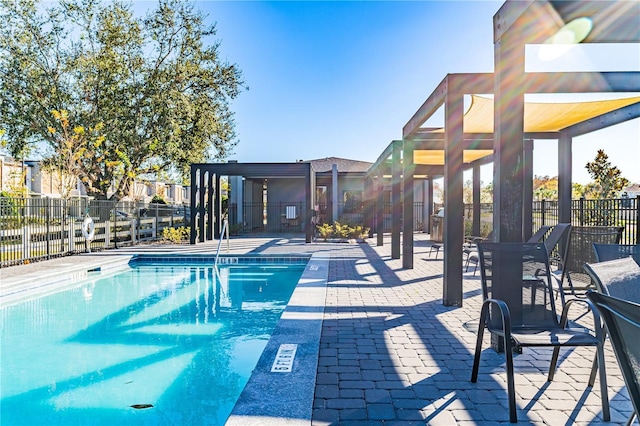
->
xmin=0 ymin=0 xmax=245 ymax=200
xmin=584 ymin=149 xmax=629 ymax=199
xmin=583 ymin=149 xmax=629 ymax=226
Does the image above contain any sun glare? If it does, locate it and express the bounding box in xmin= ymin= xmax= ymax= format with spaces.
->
xmin=539 ymin=17 xmax=593 ymax=61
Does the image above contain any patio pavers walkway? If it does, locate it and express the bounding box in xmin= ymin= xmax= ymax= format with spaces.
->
xmin=0 ymin=234 xmax=634 ymax=425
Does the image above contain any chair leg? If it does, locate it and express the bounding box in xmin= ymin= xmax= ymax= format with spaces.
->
xmin=548 ymin=347 xmax=561 ymax=381
xmin=470 ymin=318 xmax=486 ymax=383
xmin=588 ymin=351 xmax=598 ymax=387
xmin=596 ymin=343 xmax=610 ymax=421
xmin=625 ymin=412 xmax=636 ymax=426
xmin=504 ymin=336 xmax=518 ymax=423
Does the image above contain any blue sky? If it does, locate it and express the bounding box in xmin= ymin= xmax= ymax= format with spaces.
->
xmin=195 ymin=1 xmax=639 ymax=185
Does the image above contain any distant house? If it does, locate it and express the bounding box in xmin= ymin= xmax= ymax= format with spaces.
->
xmin=0 ymin=155 xmax=189 ymax=204
xmin=623 ymin=183 xmax=640 ymax=198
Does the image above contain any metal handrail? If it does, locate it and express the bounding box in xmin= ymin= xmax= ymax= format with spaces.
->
xmin=214 ymin=213 xmax=230 ymax=266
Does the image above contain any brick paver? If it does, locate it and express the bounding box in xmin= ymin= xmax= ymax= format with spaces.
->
xmin=306 ymin=235 xmax=631 ymax=425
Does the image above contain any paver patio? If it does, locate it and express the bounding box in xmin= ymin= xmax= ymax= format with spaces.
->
xmin=0 ymin=233 xmax=634 ymax=425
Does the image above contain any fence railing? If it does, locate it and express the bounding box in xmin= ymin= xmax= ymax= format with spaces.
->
xmin=435 ymin=196 xmax=638 ymax=244
xmin=1 ymin=197 xmax=190 ymax=268
xmin=2 ymin=195 xmax=637 ymax=267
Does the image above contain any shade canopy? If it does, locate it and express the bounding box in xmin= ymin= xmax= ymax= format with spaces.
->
xmin=413 ymin=94 xmax=640 ymax=166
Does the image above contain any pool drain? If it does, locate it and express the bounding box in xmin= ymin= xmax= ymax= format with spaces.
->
xmin=130 ymin=404 xmax=153 ymax=409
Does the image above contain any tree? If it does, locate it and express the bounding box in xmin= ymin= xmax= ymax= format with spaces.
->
xmin=41 ymin=110 xmax=105 ymax=199
xmin=0 ymin=0 xmax=245 ymax=200
xmin=584 ymin=149 xmax=629 ymax=199
xmin=533 ymin=175 xmax=558 ymax=201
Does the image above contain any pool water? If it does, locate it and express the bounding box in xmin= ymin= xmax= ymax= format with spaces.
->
xmin=0 ymin=261 xmax=305 ymax=425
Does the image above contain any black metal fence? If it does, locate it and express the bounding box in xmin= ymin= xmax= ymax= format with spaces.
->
xmin=533 ymin=197 xmax=639 ymax=244
xmin=436 ymin=196 xmax=639 ymax=244
xmin=227 ymin=202 xmax=428 ymax=235
xmin=0 ymin=197 xmax=190 ymax=268
xmin=3 ymin=195 xmax=637 ymax=267
xmin=227 ymin=202 xmax=307 ymax=234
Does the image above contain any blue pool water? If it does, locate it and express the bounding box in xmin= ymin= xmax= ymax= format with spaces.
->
xmin=0 ymin=259 xmax=306 ymax=425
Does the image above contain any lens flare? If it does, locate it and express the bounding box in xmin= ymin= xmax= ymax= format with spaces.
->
xmin=539 ymin=17 xmax=593 ymax=61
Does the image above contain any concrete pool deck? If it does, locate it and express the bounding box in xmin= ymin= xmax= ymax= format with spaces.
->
xmin=0 ymin=234 xmax=634 ymax=425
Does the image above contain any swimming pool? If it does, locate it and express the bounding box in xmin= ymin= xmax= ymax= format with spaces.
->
xmin=0 ymin=256 xmax=308 ymax=425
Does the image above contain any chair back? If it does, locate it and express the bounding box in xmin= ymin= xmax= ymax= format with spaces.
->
xmin=541 ymin=223 xmax=572 ymax=267
xmin=565 ymin=226 xmax=624 ymax=284
xmin=583 ymin=257 xmax=640 ymax=303
xmin=586 ymin=292 xmax=640 ymax=418
xmin=477 ymin=242 xmax=559 ymax=330
xmin=527 ymin=225 xmax=552 ymax=243
xmin=593 ymin=243 xmax=640 ymax=264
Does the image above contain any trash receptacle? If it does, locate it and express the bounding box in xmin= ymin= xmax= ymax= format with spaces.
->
xmin=431 ymin=208 xmax=444 ymax=242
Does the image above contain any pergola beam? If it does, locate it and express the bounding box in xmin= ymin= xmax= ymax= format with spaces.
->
xmin=524 ymin=72 xmax=640 ymax=93
xmin=565 ymin=102 xmax=640 ymax=137
xmin=403 ymin=74 xmax=494 ymax=138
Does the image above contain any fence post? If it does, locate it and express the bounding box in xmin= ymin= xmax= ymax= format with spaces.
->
xmin=22 ymin=225 xmax=30 ymax=259
xmin=112 ymin=202 xmax=117 ymax=249
xmin=131 ymin=218 xmax=137 ymax=244
xmin=541 ymin=199 xmax=546 ymax=226
xmin=68 ymin=220 xmax=75 ymax=252
xmin=46 ymin=197 xmax=51 ymax=259
xmin=105 ymin=220 xmax=111 ymax=247
xmin=154 ymin=202 xmax=158 ymax=239
xmin=636 ymin=195 xmax=640 ymax=244
xmin=579 ymin=197 xmax=585 ymax=226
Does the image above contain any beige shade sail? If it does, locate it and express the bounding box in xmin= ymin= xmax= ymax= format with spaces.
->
xmin=414 ymin=149 xmax=493 ymax=166
xmin=414 ymin=94 xmax=640 ymax=165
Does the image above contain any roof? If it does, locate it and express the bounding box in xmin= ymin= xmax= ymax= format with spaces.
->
xmin=306 ymin=157 xmax=373 ymax=173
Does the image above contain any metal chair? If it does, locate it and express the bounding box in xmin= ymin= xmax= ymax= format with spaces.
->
xmin=471 ymin=242 xmax=609 ymax=423
xmin=586 ymin=292 xmax=640 ymax=426
xmin=559 ymin=226 xmax=624 ymax=297
xmin=465 ymin=227 xmax=551 ymax=274
xmin=529 ymin=225 xmax=552 ymax=244
xmin=583 ymin=256 xmax=640 ymax=424
xmin=584 ymin=257 xmax=640 ymax=303
xmin=593 ymin=243 xmax=640 ymax=265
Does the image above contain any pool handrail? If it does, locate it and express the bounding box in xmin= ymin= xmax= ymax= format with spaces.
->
xmin=214 ymin=212 xmax=230 ymax=266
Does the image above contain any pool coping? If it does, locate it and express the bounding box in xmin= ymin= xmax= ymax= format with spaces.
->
xmin=0 ymin=255 xmax=134 ymax=307
xmin=226 ymin=251 xmax=329 ymax=426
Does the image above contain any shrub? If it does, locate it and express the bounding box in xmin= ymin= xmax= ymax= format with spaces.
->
xmin=316 ymin=221 xmax=370 ymax=241
xmin=162 ymin=226 xmax=189 ymax=243
xmin=151 ymin=195 xmax=167 ymax=204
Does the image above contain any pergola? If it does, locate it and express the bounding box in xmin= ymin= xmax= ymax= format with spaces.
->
xmin=367 ymin=0 xmax=640 ymax=306
xmin=189 ymin=162 xmax=314 ymax=244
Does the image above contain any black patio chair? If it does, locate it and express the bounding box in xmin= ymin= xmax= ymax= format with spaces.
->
xmin=593 ymin=243 xmax=640 ymax=265
xmin=465 ymin=226 xmax=552 ymax=274
xmin=471 ymin=242 xmax=609 ymax=423
xmin=529 ymin=225 xmax=553 ymax=244
xmin=586 ymin=292 xmax=640 ymax=426
xmin=558 ymin=226 xmax=624 ymax=297
xmin=584 ymin=256 xmax=640 ymax=303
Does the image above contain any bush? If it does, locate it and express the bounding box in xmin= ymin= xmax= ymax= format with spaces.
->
xmin=151 ymin=195 xmax=167 ymax=204
xmin=316 ymin=221 xmax=370 ymax=241
xmin=162 ymin=226 xmax=189 ymax=243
